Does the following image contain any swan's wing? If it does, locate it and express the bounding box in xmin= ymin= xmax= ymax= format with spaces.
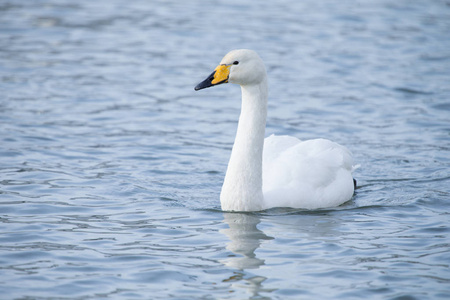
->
xmin=262 ymin=135 xmax=355 ymax=209
xmin=263 ymin=134 xmax=301 ymax=164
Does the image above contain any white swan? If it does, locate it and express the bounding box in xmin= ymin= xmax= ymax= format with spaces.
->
xmin=195 ymin=49 xmax=357 ymax=211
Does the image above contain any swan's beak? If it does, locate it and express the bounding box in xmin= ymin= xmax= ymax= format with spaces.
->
xmin=194 ymin=64 xmax=231 ymax=91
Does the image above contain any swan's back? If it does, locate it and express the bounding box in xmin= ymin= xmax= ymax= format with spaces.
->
xmin=262 ymin=135 xmax=355 ymax=209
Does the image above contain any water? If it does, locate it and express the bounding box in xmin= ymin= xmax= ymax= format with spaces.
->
xmin=1 ymin=0 xmax=449 ymax=299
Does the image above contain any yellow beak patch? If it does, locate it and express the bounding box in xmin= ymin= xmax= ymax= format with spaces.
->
xmin=211 ymin=64 xmax=231 ymax=85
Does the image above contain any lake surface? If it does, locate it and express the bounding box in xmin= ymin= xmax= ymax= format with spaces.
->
xmin=1 ymin=0 xmax=449 ymax=299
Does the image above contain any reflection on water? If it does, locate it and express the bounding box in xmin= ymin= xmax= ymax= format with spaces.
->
xmin=219 ymin=211 xmax=347 ymax=298
xmin=221 ymin=213 xmax=275 ymax=298
xmin=221 ymin=213 xmax=273 ymax=269
xmin=223 ymin=273 xmax=273 ymax=300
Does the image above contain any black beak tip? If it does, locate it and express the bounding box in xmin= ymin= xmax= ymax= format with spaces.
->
xmin=194 ymin=71 xmax=216 ymax=91
xmin=194 ymin=82 xmax=210 ymax=91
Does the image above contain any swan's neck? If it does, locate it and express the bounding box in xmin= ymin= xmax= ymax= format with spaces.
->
xmin=220 ymin=78 xmax=268 ymax=211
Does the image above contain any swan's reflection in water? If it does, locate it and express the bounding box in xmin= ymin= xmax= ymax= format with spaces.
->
xmin=220 ymin=213 xmax=273 ymax=269
xmin=220 ymin=211 xmax=344 ymax=297
xmin=220 ymin=213 xmax=275 ymax=297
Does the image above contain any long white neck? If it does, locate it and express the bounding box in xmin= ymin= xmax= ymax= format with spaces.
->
xmin=220 ymin=77 xmax=268 ymax=211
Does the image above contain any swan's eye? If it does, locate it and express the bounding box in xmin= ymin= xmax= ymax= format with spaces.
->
xmin=233 ymin=61 xmax=239 ymax=65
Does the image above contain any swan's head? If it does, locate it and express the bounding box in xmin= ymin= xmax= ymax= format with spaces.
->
xmin=195 ymin=49 xmax=266 ymax=91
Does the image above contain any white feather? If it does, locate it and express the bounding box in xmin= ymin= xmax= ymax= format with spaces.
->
xmin=263 ymin=135 xmax=355 ymax=209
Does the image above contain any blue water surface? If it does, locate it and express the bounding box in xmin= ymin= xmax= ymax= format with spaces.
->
xmin=1 ymin=0 xmax=449 ymax=299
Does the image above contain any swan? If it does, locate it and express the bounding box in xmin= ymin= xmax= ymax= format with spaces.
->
xmin=195 ymin=49 xmax=357 ymax=211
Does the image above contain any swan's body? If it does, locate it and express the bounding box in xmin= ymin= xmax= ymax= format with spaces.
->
xmin=195 ymin=49 xmax=357 ymax=212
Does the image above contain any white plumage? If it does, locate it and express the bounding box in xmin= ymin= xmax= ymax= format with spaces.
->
xmin=263 ymin=135 xmax=356 ymax=210
xmin=195 ymin=49 xmax=357 ymax=211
